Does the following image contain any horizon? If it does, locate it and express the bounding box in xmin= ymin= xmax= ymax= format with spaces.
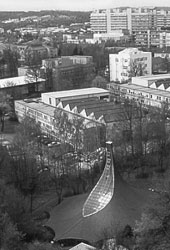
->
xmin=1 ymin=0 xmax=170 ymax=12
xmin=2 ymin=5 xmax=170 ymax=12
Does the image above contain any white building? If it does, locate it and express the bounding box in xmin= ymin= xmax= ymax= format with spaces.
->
xmin=109 ymin=48 xmax=152 ymax=83
xmin=93 ymin=30 xmax=130 ymax=42
xmin=41 ymin=88 xmax=110 ymax=106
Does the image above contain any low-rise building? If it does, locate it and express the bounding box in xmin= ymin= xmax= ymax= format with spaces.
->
xmin=14 ymin=88 xmax=109 ymax=142
xmin=119 ymin=74 xmax=170 ymax=107
xmin=15 ymin=87 xmax=132 ymax=143
xmin=0 ymin=76 xmax=45 ymax=99
xmin=41 ymin=87 xmax=110 ymax=105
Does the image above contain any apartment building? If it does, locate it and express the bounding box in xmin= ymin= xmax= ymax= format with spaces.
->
xmin=93 ymin=30 xmax=131 ymax=42
xmin=119 ymin=74 xmax=170 ymax=107
xmin=90 ymin=7 xmax=170 ymax=43
xmin=135 ymin=30 xmax=170 ymax=48
xmin=109 ymin=48 xmax=152 ymax=83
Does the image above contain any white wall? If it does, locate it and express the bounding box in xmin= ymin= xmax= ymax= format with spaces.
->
xmin=109 ymin=49 xmax=152 ymax=83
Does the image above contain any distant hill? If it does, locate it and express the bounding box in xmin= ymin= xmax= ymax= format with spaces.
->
xmin=0 ymin=10 xmax=90 ymax=23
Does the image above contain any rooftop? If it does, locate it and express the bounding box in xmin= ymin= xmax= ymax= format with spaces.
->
xmin=0 ymin=76 xmax=45 ymax=88
xmin=122 ymin=83 xmax=170 ymax=97
xmin=70 ymin=243 xmax=96 ymax=250
xmin=16 ymin=99 xmax=56 ymax=117
xmin=132 ymin=74 xmax=170 ymax=81
xmin=16 ymin=97 xmax=130 ymax=124
xmin=119 ymin=48 xmax=149 ymax=55
xmin=60 ymin=98 xmax=125 ymax=122
xmin=42 ymin=88 xmax=109 ymax=99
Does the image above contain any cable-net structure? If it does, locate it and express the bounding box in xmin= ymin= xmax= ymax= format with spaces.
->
xmin=82 ymin=142 xmax=114 ymax=217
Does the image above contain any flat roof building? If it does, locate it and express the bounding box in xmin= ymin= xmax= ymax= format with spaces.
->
xmin=131 ymin=74 xmax=170 ymax=87
xmin=0 ymin=76 xmax=45 ymax=99
xmin=0 ymin=76 xmax=45 ymax=88
xmin=41 ymin=88 xmax=110 ymax=106
xmin=119 ymin=73 xmax=170 ymax=107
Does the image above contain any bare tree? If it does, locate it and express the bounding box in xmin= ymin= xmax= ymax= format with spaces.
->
xmin=0 ymin=93 xmax=11 ymax=132
xmin=128 ymin=59 xmax=147 ymax=80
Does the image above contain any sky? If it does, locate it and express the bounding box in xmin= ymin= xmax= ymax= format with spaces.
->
xmin=1 ymin=0 xmax=170 ymax=11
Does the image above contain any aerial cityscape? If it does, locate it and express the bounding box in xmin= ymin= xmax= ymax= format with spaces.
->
xmin=1 ymin=1 xmax=170 ymax=250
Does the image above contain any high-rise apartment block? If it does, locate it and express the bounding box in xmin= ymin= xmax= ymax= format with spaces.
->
xmin=90 ymin=7 xmax=170 ymax=35
xmin=109 ymin=48 xmax=152 ymax=83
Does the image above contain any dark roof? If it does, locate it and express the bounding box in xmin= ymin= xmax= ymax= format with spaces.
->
xmin=60 ymin=98 xmax=125 ymax=122
xmin=61 ymin=98 xmax=140 ymax=123
xmin=155 ymin=79 xmax=170 ymax=89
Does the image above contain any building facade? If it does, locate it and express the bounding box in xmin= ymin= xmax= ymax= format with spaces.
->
xmin=119 ymin=74 xmax=170 ymax=107
xmin=0 ymin=76 xmax=45 ymax=99
xmin=41 ymin=56 xmax=95 ymax=91
xmin=90 ymin=7 xmax=170 ymax=35
xmin=109 ymin=48 xmax=152 ymax=83
xmin=14 ymin=88 xmax=110 ymax=134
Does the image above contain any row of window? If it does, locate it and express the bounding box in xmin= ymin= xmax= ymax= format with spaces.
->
xmin=128 ymin=89 xmax=170 ymax=102
xmin=27 ymin=108 xmax=50 ymax=122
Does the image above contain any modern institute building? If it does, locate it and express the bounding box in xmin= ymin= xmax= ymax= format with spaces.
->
xmin=14 ymin=88 xmax=110 ymax=136
xmin=109 ymin=48 xmax=152 ymax=83
xmin=119 ymin=74 xmax=170 ymax=107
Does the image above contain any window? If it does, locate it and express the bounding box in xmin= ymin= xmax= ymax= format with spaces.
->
xmin=49 ymin=98 xmax=51 ymax=105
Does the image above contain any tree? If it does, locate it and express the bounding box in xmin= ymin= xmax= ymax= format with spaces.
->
xmin=152 ymin=57 xmax=169 ymax=73
xmin=0 ymin=180 xmax=52 ymax=245
xmin=79 ymin=47 xmax=84 ymax=55
xmin=121 ymin=99 xmax=136 ymax=156
xmin=0 ymin=93 xmax=11 ymax=132
xmin=44 ymin=67 xmax=53 ymax=92
xmin=27 ymin=242 xmax=56 ymax=250
xmin=3 ymin=47 xmax=19 ymax=77
xmin=72 ymin=45 xmax=79 ymax=55
xmin=134 ymin=179 xmax=170 ymax=249
xmin=25 ymin=50 xmax=42 ymax=95
xmin=0 ymin=179 xmax=29 ymax=227
xmin=128 ymin=59 xmax=147 ymax=80
xmin=146 ymin=103 xmax=170 ymax=171
xmin=91 ymin=75 xmax=108 ymax=89
xmin=0 ymin=210 xmax=23 ymax=250
xmin=7 ymin=116 xmax=42 ymax=212
xmin=53 ymin=109 xmax=72 ymax=145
